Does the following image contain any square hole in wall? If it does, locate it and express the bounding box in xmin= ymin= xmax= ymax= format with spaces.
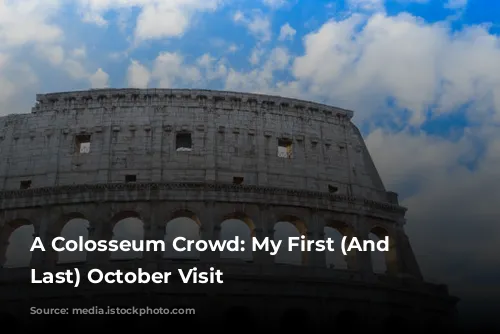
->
xmin=277 ymin=138 xmax=293 ymax=158
xmin=75 ymin=134 xmax=91 ymax=154
xmin=233 ymin=177 xmax=244 ymax=185
xmin=125 ymin=175 xmax=137 ymax=183
xmin=328 ymin=185 xmax=338 ymax=193
xmin=176 ymin=132 xmax=192 ymax=152
xmin=20 ymin=180 xmax=32 ymax=189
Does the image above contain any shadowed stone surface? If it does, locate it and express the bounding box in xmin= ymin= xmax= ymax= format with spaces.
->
xmin=0 ymin=89 xmax=457 ymax=332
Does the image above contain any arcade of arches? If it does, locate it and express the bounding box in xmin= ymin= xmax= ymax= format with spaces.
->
xmin=0 ymin=206 xmax=417 ymax=278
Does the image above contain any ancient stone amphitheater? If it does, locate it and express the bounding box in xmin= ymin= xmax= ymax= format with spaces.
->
xmin=0 ymin=89 xmax=457 ymax=332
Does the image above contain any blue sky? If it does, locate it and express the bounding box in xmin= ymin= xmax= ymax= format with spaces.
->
xmin=1 ymin=0 xmax=500 ymax=325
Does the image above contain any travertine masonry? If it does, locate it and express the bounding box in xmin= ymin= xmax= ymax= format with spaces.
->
xmin=0 ymin=89 xmax=458 ymax=333
xmin=0 ymin=88 xmax=387 ymax=202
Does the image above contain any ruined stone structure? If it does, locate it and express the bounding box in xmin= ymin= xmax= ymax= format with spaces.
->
xmin=0 ymin=89 xmax=457 ymax=332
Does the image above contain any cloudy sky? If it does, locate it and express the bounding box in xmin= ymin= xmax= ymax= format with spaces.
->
xmin=1 ymin=0 xmax=499 ymax=324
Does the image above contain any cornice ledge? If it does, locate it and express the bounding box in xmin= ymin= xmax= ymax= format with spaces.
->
xmin=0 ymin=182 xmax=406 ymax=213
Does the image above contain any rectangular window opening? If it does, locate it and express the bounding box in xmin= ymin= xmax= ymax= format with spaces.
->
xmin=176 ymin=132 xmax=192 ymax=152
xmin=20 ymin=180 xmax=32 ymax=189
xmin=328 ymin=185 xmax=338 ymax=193
xmin=75 ymin=134 xmax=91 ymax=154
xmin=125 ymin=175 xmax=137 ymax=183
xmin=277 ymin=138 xmax=293 ymax=159
xmin=233 ymin=177 xmax=244 ymax=185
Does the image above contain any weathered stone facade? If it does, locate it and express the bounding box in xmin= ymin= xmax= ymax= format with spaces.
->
xmin=0 ymin=89 xmax=457 ymax=332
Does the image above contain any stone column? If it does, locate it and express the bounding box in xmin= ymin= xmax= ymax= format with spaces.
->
xmin=343 ymin=227 xmax=358 ymax=271
xmin=142 ymin=221 xmax=155 ymax=262
xmin=393 ymin=221 xmax=423 ymax=279
xmin=0 ymin=240 xmax=9 ymax=268
xmin=352 ymin=214 xmax=373 ymax=276
xmin=0 ymin=219 xmax=11 ymax=267
xmin=86 ymin=220 xmax=113 ymax=266
xmin=30 ymin=212 xmax=52 ymax=269
xmin=200 ymin=201 xmax=220 ymax=263
xmin=256 ymin=111 xmax=269 ymax=186
xmin=253 ymin=205 xmax=274 ymax=265
xmin=307 ymin=210 xmax=325 ymax=267
xmin=152 ymin=224 xmax=166 ymax=261
xmin=205 ymin=110 xmax=217 ymax=183
xmin=43 ymin=230 xmax=62 ymax=269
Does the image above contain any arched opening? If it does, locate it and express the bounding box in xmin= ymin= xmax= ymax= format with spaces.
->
xmin=57 ymin=218 xmax=90 ymax=264
xmin=225 ymin=306 xmax=256 ymax=330
xmin=369 ymin=226 xmax=389 ymax=274
xmin=220 ymin=214 xmax=254 ymax=261
xmin=324 ymin=221 xmax=350 ymax=269
xmin=166 ymin=305 xmax=201 ymax=331
xmin=279 ymin=308 xmax=311 ymax=331
xmin=2 ymin=219 xmax=34 ymax=268
xmin=164 ymin=212 xmax=201 ymax=259
xmin=110 ymin=212 xmax=144 ymax=260
xmin=274 ymin=216 xmax=306 ymax=265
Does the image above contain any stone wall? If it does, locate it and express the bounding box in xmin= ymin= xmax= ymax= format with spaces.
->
xmin=0 ymin=89 xmax=389 ymax=203
xmin=0 ymin=89 xmax=459 ymax=332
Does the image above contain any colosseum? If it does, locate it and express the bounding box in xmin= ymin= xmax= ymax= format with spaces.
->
xmin=0 ymin=88 xmax=457 ymax=332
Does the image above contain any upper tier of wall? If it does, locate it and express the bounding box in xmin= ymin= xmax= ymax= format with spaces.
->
xmin=0 ymin=88 xmax=393 ymax=203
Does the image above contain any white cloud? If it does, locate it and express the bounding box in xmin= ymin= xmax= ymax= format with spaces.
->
xmin=278 ymin=23 xmax=296 ymax=41
xmin=89 ymin=68 xmax=110 ymax=88
xmin=282 ymin=13 xmax=500 ymax=125
xmin=364 ymin=125 xmax=500 ymax=298
xmin=71 ymin=47 xmax=87 ymax=59
xmin=227 ymin=44 xmax=239 ymax=53
xmin=75 ymin=0 xmax=223 ymax=43
xmin=262 ymin=0 xmax=287 ymax=9
xmin=233 ymin=10 xmax=272 ymax=42
xmin=0 ymin=0 xmax=63 ymax=47
xmin=58 ymin=57 xmax=111 ymax=89
xmin=63 ymin=59 xmax=89 ymax=80
xmin=127 ymin=60 xmax=151 ymax=88
xmin=233 ymin=10 xmax=244 ymax=22
xmin=224 ymin=47 xmax=291 ymax=93
xmin=151 ymin=52 xmax=202 ymax=88
xmin=0 ymin=54 xmax=36 ymax=104
xmin=347 ymin=0 xmax=430 ymax=13
xmin=134 ymin=4 xmax=189 ymax=41
xmin=35 ymin=44 xmax=65 ymax=66
xmin=347 ymin=0 xmax=385 ymax=12
xmin=196 ymin=54 xmax=228 ymax=81
xmin=444 ymin=0 xmax=468 ymax=9
xmin=249 ymin=47 xmax=265 ymax=65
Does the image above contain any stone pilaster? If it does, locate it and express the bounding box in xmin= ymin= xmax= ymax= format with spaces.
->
xmin=0 ymin=240 xmax=9 ymax=268
xmin=43 ymin=230 xmax=62 ymax=269
xmin=307 ymin=211 xmax=326 ymax=267
xmin=352 ymin=214 xmax=373 ymax=275
xmin=152 ymin=224 xmax=166 ymax=261
xmin=343 ymin=228 xmax=358 ymax=271
xmin=86 ymin=220 xmax=113 ymax=266
xmin=200 ymin=201 xmax=220 ymax=262
xmin=30 ymin=212 xmax=52 ymax=269
xmin=142 ymin=220 xmax=156 ymax=262
xmin=253 ymin=206 xmax=275 ymax=265
xmin=393 ymin=222 xmax=423 ymax=279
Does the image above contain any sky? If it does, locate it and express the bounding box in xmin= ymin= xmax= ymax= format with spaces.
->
xmin=1 ymin=0 xmax=500 ymax=326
